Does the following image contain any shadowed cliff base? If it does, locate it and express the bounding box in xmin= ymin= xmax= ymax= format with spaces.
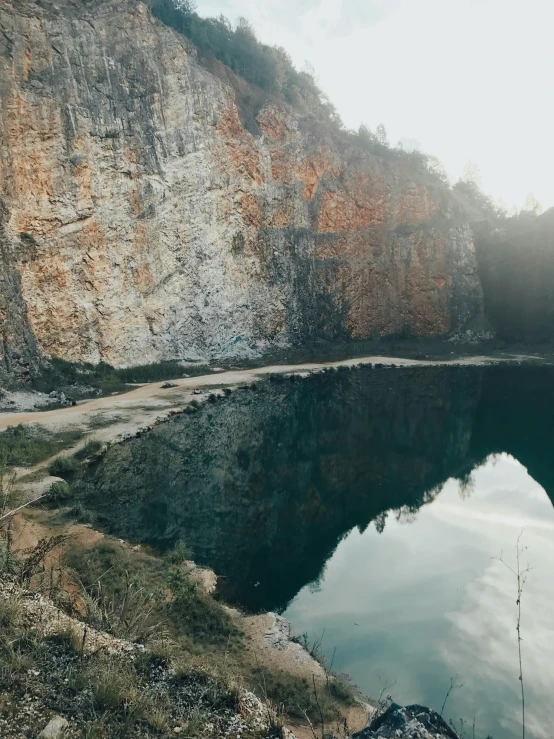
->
xmin=473 ymin=208 xmax=554 ymax=342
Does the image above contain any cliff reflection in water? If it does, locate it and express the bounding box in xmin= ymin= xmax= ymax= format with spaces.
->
xmin=79 ymin=365 xmax=554 ymax=612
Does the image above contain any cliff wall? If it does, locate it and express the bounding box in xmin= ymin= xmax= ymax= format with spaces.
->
xmin=0 ymin=0 xmax=484 ymax=369
xmin=0 ymin=200 xmax=39 ymax=381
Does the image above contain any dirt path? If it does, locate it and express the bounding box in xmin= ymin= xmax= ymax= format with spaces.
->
xmin=0 ymin=354 xmax=516 ymax=435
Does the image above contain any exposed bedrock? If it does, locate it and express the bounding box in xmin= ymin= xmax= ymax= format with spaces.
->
xmin=0 ymin=0 xmax=484 ymax=369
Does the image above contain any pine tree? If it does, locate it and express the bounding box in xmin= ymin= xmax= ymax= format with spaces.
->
xmin=376 ymin=123 xmax=389 ymax=146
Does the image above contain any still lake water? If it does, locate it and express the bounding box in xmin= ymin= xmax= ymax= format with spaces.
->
xmin=80 ymin=365 xmax=554 ymax=739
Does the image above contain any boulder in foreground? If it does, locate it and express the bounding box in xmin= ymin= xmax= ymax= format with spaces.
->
xmin=354 ymin=703 xmax=459 ymax=739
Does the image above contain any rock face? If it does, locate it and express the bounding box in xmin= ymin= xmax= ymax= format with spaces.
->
xmin=0 ymin=0 xmax=484 ymax=369
xmin=0 ymin=199 xmax=39 ymax=382
xmin=354 ymin=703 xmax=459 ymax=739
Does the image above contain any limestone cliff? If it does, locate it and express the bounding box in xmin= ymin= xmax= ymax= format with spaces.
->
xmin=0 ymin=0 xmax=484 ymax=370
xmin=0 ymin=200 xmax=39 ymax=381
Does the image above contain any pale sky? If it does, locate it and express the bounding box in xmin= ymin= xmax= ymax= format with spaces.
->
xmin=197 ymin=0 xmax=554 ymax=212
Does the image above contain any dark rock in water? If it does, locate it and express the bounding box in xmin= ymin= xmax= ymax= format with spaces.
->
xmin=354 ymin=703 xmax=459 ymax=739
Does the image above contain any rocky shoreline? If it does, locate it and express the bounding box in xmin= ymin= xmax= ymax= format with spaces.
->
xmin=0 ymin=576 xmax=460 ymax=739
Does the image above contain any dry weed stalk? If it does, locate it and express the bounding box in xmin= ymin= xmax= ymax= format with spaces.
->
xmin=493 ymin=531 xmax=532 ymax=739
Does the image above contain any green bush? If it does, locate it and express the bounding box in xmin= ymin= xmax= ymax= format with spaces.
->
xmin=49 ymin=455 xmax=79 ymax=479
xmin=165 ymin=540 xmax=193 ymax=564
xmin=82 ymin=659 xmax=140 ymax=713
xmin=248 ymin=667 xmax=349 ymax=722
xmin=328 ymin=675 xmax=356 ymax=704
xmin=0 ymin=597 xmax=21 ymax=629
xmin=73 ymin=439 xmax=102 ymax=461
xmin=0 ymin=425 xmax=83 ymax=467
xmin=66 ymin=501 xmax=94 ymax=523
xmin=44 ymin=627 xmax=83 ymax=654
xmin=168 ymin=568 xmax=240 ymax=645
xmin=43 ymin=480 xmax=73 ymax=507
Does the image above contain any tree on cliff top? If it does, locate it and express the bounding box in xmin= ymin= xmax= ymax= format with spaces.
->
xmin=454 ymin=170 xmax=544 ymax=221
xmin=376 ymin=123 xmax=389 ymax=146
xmin=523 ymin=193 xmax=542 ymax=215
xmin=147 ymin=0 xmax=451 ymax=189
xmin=148 ymin=0 xmax=342 ymax=126
xmin=453 ymin=162 xmax=506 ymax=220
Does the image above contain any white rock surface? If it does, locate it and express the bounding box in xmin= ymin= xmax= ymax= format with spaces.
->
xmin=39 ymin=716 xmax=69 ymax=739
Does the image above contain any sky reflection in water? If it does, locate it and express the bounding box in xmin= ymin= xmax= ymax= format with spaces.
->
xmin=285 ymin=453 xmax=554 ymax=739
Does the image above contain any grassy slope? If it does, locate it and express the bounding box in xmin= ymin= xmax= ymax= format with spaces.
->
xmin=0 ymin=415 xmax=359 ymax=737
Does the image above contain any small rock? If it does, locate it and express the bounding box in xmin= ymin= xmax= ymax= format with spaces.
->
xmin=174 ymin=728 xmax=183 ymax=734
xmin=40 ymin=715 xmax=69 ymax=738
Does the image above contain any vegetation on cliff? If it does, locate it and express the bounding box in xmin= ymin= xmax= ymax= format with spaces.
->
xmin=149 ymin=0 xmax=341 ymax=125
xmin=148 ymin=0 xmax=449 ymax=185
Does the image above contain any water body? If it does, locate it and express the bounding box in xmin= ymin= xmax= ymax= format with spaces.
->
xmin=79 ymin=365 xmax=554 ymax=739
